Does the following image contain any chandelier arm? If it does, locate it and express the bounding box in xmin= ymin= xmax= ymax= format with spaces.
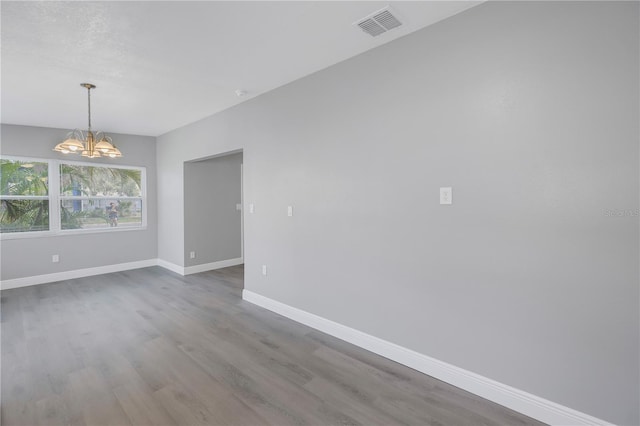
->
xmin=55 ymin=83 xmax=121 ymax=159
xmin=71 ymin=129 xmax=85 ymax=140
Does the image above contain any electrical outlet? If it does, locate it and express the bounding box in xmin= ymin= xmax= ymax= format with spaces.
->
xmin=262 ymin=265 xmax=267 ymax=276
xmin=52 ymin=254 xmax=59 ymax=263
xmin=189 ymin=251 xmax=196 ymax=259
xmin=440 ymin=187 xmax=452 ymax=205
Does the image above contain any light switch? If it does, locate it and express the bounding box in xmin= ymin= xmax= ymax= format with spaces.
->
xmin=52 ymin=254 xmax=59 ymax=263
xmin=440 ymin=187 xmax=452 ymax=205
xmin=262 ymin=265 xmax=267 ymax=276
xmin=249 ymin=203 xmax=255 ymax=214
xmin=287 ymin=206 xmax=293 ymax=217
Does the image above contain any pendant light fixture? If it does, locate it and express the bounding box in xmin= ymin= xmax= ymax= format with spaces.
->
xmin=53 ymin=83 xmax=122 ymax=158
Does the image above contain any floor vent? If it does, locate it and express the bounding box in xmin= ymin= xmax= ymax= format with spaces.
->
xmin=356 ymin=7 xmax=403 ymax=37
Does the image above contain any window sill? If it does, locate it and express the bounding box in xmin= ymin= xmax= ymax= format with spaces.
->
xmin=0 ymin=226 xmax=148 ymax=240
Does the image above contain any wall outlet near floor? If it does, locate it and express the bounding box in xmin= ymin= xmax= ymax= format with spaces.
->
xmin=52 ymin=254 xmax=59 ymax=263
xmin=262 ymin=265 xmax=267 ymax=276
xmin=189 ymin=251 xmax=196 ymax=259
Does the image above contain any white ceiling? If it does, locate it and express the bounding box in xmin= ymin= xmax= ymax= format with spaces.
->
xmin=1 ymin=1 xmax=481 ymax=137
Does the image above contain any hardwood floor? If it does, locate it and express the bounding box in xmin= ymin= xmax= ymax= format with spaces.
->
xmin=1 ymin=265 xmax=544 ymax=425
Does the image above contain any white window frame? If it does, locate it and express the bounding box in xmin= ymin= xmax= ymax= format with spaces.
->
xmin=0 ymin=155 xmax=52 ymax=238
xmin=1 ymin=155 xmax=147 ymax=240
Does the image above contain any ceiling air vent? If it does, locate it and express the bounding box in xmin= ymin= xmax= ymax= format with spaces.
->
xmin=356 ymin=7 xmax=403 ymax=37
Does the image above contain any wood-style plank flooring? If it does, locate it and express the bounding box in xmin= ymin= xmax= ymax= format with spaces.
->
xmin=1 ymin=265 xmax=544 ymax=425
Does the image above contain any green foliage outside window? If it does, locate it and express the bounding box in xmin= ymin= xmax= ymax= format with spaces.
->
xmin=1 ymin=159 xmax=49 ymax=233
xmin=60 ymin=165 xmax=142 ymax=230
xmin=1 ymin=158 xmax=145 ymax=234
xmin=60 ymin=164 xmax=141 ymax=197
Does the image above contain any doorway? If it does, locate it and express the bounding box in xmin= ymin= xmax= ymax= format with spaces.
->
xmin=183 ymin=150 xmax=244 ymax=286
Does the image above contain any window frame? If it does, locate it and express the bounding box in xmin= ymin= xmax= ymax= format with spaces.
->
xmin=0 ymin=155 xmax=53 ymax=237
xmin=1 ymin=155 xmax=147 ymax=240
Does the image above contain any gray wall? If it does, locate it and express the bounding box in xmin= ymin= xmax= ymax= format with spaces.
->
xmin=184 ymin=152 xmax=242 ymax=266
xmin=156 ymin=2 xmax=639 ymax=424
xmin=0 ymin=124 xmax=158 ymax=280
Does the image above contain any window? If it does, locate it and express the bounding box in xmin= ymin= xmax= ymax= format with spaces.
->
xmin=0 ymin=156 xmax=146 ymax=237
xmin=0 ymin=158 xmax=50 ymax=233
xmin=60 ymin=164 xmax=143 ymax=230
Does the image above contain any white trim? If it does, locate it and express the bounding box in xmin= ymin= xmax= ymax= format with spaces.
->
xmin=242 ymin=290 xmax=613 ymax=426
xmin=0 ymin=226 xmax=148 ymax=240
xmin=240 ymin=162 xmax=244 ymax=260
xmin=59 ymin=196 xmax=143 ymax=200
xmin=0 ymin=155 xmax=147 ymax=240
xmin=49 ymin=159 xmax=60 ymax=234
xmin=183 ymin=257 xmax=243 ymax=275
xmin=0 ymin=259 xmax=158 ymax=290
xmin=0 ymin=256 xmax=243 ymax=289
xmin=153 ymin=257 xmax=245 ymax=276
xmin=156 ymin=259 xmax=185 ymax=275
xmin=0 ymin=195 xmax=48 ymax=200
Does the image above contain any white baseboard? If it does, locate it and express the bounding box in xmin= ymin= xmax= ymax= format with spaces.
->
xmin=157 ymin=257 xmax=244 ymax=276
xmin=156 ymin=259 xmax=185 ymax=275
xmin=1 ymin=257 xmax=246 ymax=290
xmin=0 ymin=259 xmax=158 ymax=290
xmin=242 ymin=290 xmax=613 ymax=426
xmin=183 ymin=257 xmax=243 ymax=275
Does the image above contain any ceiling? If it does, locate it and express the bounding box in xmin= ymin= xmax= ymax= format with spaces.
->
xmin=1 ymin=1 xmax=481 ymax=137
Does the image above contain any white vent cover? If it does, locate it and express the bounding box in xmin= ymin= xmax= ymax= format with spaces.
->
xmin=355 ymin=7 xmax=403 ymax=37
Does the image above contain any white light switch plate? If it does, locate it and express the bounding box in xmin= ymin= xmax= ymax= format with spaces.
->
xmin=287 ymin=206 xmax=293 ymax=217
xmin=249 ymin=203 xmax=255 ymax=214
xmin=440 ymin=187 xmax=452 ymax=205
xmin=262 ymin=265 xmax=267 ymax=276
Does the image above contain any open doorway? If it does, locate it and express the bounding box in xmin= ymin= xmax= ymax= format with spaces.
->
xmin=183 ymin=150 xmax=244 ymax=288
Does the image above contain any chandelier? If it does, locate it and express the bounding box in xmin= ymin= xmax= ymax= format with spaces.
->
xmin=53 ymin=83 xmax=122 ymax=159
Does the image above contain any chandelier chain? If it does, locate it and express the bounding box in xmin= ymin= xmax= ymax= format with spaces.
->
xmin=87 ymin=85 xmax=92 ymax=132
